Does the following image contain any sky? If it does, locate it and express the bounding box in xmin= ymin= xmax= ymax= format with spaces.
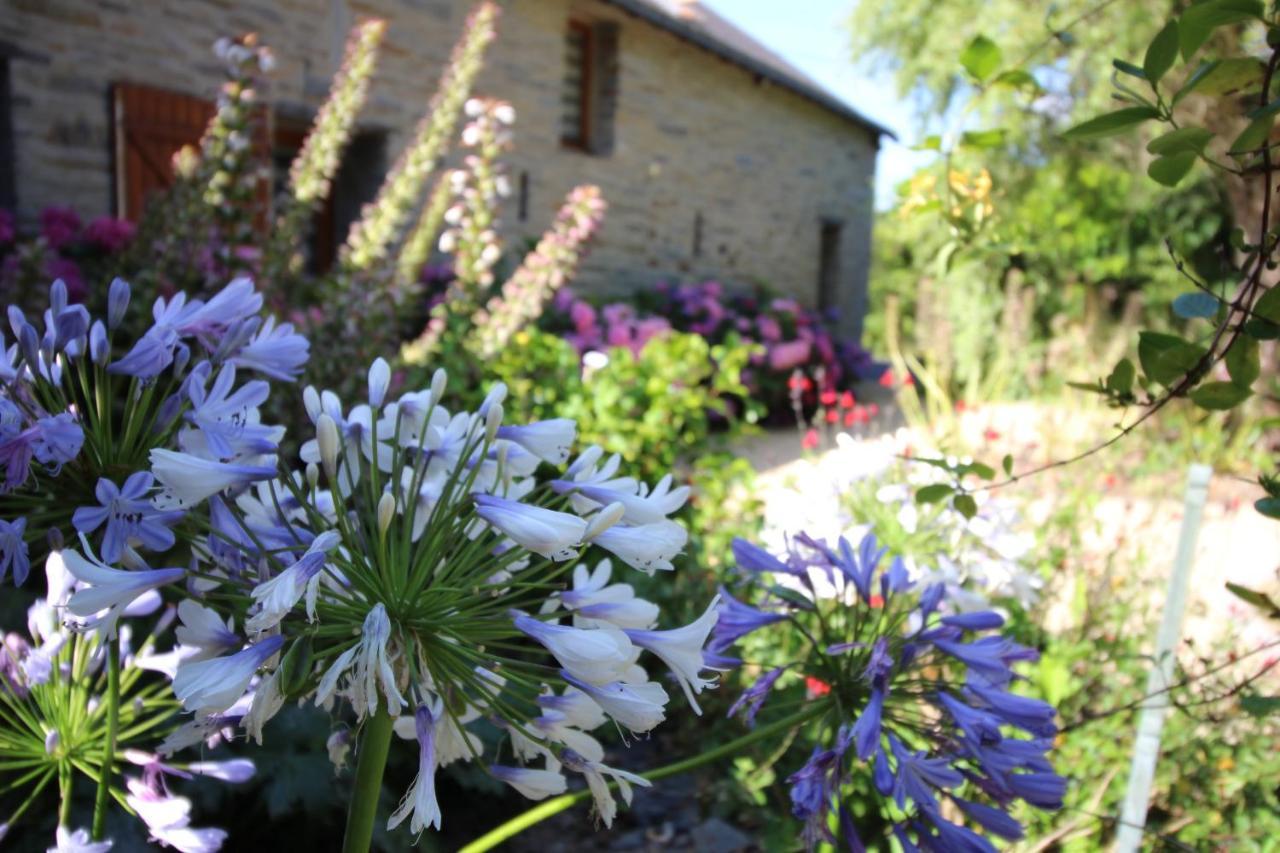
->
xmin=699 ymin=0 xmax=933 ymax=209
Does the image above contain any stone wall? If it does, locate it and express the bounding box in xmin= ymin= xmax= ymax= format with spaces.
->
xmin=0 ymin=0 xmax=880 ymax=338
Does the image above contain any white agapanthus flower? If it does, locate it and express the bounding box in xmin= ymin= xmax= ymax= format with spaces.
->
xmin=163 ymin=365 xmax=715 ymax=840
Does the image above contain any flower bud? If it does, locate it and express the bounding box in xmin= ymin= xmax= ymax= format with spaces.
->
xmin=317 ymin=413 xmax=340 ymax=478
xmin=584 ymin=501 xmax=626 ymax=541
xmin=485 ymin=402 xmax=503 ymax=443
xmin=368 ymin=357 xmax=390 ymax=407
xmin=107 ymin=277 xmax=131 ymax=330
xmin=431 ymin=368 xmax=447 ymax=405
xmin=306 ymin=462 xmax=319 ymax=490
xmin=377 ymin=491 xmax=396 ymax=537
xmin=278 ymin=637 xmax=313 ymax=698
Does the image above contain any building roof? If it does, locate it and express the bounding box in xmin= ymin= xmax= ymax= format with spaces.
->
xmin=599 ymin=0 xmax=896 ymax=140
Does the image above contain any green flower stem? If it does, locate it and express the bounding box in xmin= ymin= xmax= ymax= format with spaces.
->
xmin=342 ymin=701 xmax=397 ymax=853
xmin=458 ymin=704 xmax=823 ymax=853
xmin=91 ymin=636 xmax=120 ymax=840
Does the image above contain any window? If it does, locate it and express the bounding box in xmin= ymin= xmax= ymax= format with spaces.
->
xmin=273 ymin=120 xmax=386 ymax=273
xmin=561 ymin=21 xmax=619 ymax=155
xmin=0 ymin=58 xmax=15 ymax=210
xmin=561 ymin=22 xmax=592 ymax=149
xmin=818 ymin=219 xmax=843 ymax=312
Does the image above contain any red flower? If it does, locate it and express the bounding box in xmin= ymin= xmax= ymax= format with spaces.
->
xmin=840 ymin=391 xmax=855 ymax=409
xmin=820 ymin=390 xmax=837 ymax=406
xmin=955 ymin=400 xmax=968 ymax=412
xmin=902 ymin=373 xmax=915 ymax=387
xmin=843 ymin=411 xmax=856 ymax=427
xmin=869 ymin=594 xmax=885 ymax=608
xmin=868 ymin=403 xmax=880 ymax=417
xmin=983 ymin=428 xmax=1001 ymax=442
xmin=805 ymin=676 xmax=831 ymax=698
xmin=801 ymin=429 xmax=820 ymax=451
xmin=879 ymin=369 xmax=895 ymax=388
xmin=825 ymin=409 xmax=838 ymax=424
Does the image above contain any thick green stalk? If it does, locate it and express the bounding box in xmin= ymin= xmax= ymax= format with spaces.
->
xmin=342 ymin=701 xmax=397 ymax=853
xmin=91 ymin=637 xmax=121 ymax=840
xmin=458 ymin=704 xmax=822 ymax=853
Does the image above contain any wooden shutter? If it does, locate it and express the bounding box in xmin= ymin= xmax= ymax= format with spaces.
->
xmin=112 ymin=82 xmax=214 ymax=220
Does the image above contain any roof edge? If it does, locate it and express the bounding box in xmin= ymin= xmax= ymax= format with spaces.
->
xmin=597 ymin=0 xmax=897 ymax=141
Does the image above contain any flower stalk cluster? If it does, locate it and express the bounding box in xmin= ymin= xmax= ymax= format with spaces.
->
xmin=262 ymin=18 xmax=387 ymax=284
xmin=469 ymin=185 xmax=606 ymax=359
xmin=340 ymin=1 xmax=499 ymax=273
xmin=717 ymin=532 xmax=1065 ymax=850
xmin=169 ymin=358 xmax=713 ymax=844
xmin=404 ymin=98 xmax=513 ymax=362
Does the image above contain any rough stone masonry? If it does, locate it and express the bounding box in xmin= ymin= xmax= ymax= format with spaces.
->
xmin=0 ymin=0 xmax=884 ymax=339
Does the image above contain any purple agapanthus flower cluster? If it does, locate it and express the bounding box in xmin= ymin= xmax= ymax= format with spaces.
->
xmin=0 ymin=276 xmax=307 ymax=588
xmin=718 ymin=531 xmax=1064 ymax=851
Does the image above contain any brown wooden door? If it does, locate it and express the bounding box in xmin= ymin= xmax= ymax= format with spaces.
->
xmin=112 ymin=82 xmax=214 ymax=221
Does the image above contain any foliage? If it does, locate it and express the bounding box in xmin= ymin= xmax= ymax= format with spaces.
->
xmin=545 ymin=280 xmax=883 ymax=423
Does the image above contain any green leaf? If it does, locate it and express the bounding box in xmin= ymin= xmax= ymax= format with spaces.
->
xmin=1228 ymin=113 xmax=1274 ymax=155
xmin=1147 ymin=126 xmax=1214 ymax=155
xmin=953 ymin=494 xmax=978 ymax=519
xmin=1137 ymin=331 xmax=1207 ymax=386
xmin=913 ymin=135 xmax=942 ymax=151
xmin=961 ymin=35 xmax=1002 ymax=83
xmin=1148 ymin=151 xmax=1198 ymax=186
xmin=1196 ymin=57 xmax=1267 ymax=95
xmin=1190 ymin=381 xmax=1252 ymax=409
xmin=1173 ymin=60 xmax=1220 ymax=104
xmin=1226 ymin=581 xmax=1280 ymax=618
xmin=1001 ymin=454 xmax=1014 ymax=476
xmin=916 ymin=483 xmax=955 ymax=504
xmin=1241 ymin=694 xmax=1280 ymax=716
xmin=1255 ymin=496 xmax=1280 ymax=519
xmin=1145 ymin=20 xmax=1180 ymax=83
xmin=1226 ymin=336 xmax=1260 ymax=387
xmin=1180 ymin=0 xmax=1265 ymax=61
xmin=1062 ymin=107 xmax=1162 ymax=140
xmin=1245 ymin=319 xmax=1280 ymax=339
xmin=992 ymin=69 xmax=1041 ymax=92
xmin=1254 ymin=285 xmax=1280 ymax=323
xmin=965 ymin=462 xmax=997 ymax=480
xmin=959 ymin=128 xmax=1006 ymax=149
xmin=1106 ymin=357 xmax=1136 ymax=394
xmin=1172 ymin=291 xmax=1220 ymax=318
xmin=1113 ymin=59 xmax=1148 ymax=79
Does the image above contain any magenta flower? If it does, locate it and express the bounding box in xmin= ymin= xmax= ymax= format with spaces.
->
xmin=768 ymin=339 xmax=812 ymax=371
xmin=84 ymin=216 xmax=137 ymax=253
xmin=39 ymin=206 xmax=82 ymax=250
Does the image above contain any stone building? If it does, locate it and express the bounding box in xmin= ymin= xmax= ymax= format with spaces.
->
xmin=0 ymin=0 xmax=889 ymax=337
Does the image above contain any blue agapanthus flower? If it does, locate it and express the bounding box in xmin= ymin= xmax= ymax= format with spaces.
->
xmin=720 ymin=531 xmax=1064 ymax=851
xmin=0 ymin=276 xmax=305 ymax=585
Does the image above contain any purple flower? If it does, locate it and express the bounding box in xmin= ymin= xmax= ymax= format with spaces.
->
xmin=888 ymin=733 xmax=964 ymax=812
xmin=711 ymin=586 xmax=786 ymax=652
xmin=942 ymin=611 xmax=1006 ymax=632
xmin=850 ymin=685 xmax=884 ymax=760
xmin=730 ymin=537 xmax=795 ymax=576
xmin=726 ymin=664 xmax=787 ymax=726
xmin=0 ymin=518 xmax=29 ymax=585
xmin=73 ymin=472 xmax=182 ymax=562
xmin=0 ymin=209 xmax=13 ymax=244
xmin=833 ymin=532 xmax=886 ymax=603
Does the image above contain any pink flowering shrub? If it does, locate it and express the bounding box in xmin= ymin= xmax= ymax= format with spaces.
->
xmin=545 ymin=281 xmax=885 ymax=421
xmin=0 ymin=207 xmax=136 ymax=306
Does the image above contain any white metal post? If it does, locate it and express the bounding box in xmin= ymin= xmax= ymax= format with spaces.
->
xmin=1114 ymin=464 xmax=1213 ymax=852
